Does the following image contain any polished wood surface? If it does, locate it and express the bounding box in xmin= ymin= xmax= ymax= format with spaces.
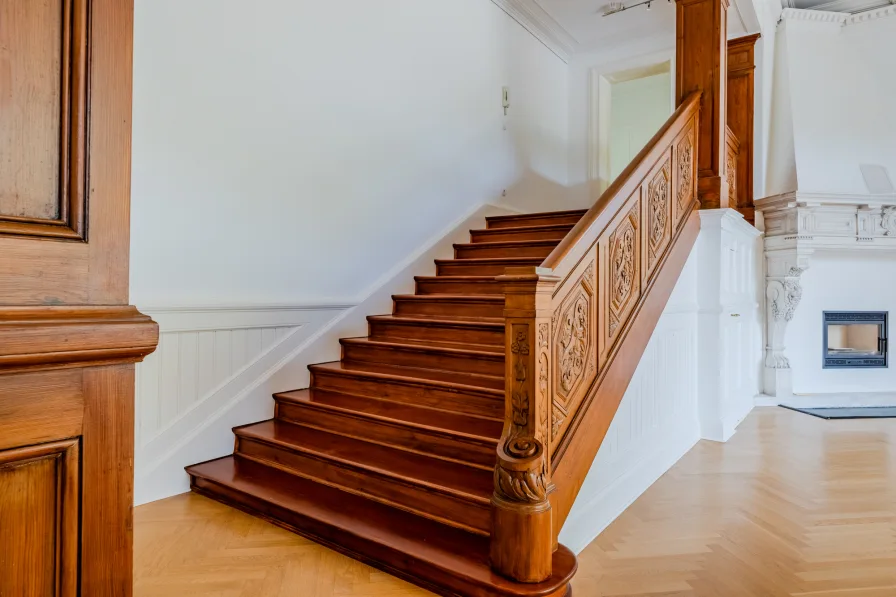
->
xmin=676 ymin=0 xmax=730 ymax=209
xmin=726 ymin=125 xmax=740 ymax=211
xmin=0 ymin=0 xmax=157 ymax=594
xmin=187 ymin=209 xmax=585 ymax=596
xmin=489 ymin=96 xmax=701 ymax=581
xmin=727 ymin=33 xmax=760 ymax=224
xmin=140 ymin=407 xmax=896 ymax=596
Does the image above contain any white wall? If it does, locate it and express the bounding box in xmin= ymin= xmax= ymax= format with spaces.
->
xmin=559 ymin=210 xmax=763 ymax=552
xmin=608 ymin=72 xmax=673 ymax=180
xmin=767 ymin=9 xmax=896 ymax=197
xmin=789 ymin=253 xmax=896 ymax=394
xmin=130 ymin=0 xmax=572 ymax=308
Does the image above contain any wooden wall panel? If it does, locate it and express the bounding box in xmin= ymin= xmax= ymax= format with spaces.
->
xmin=727 ymin=34 xmax=760 ymax=224
xmin=0 ymin=0 xmax=88 ymax=240
xmin=0 ymin=439 xmax=80 ymax=597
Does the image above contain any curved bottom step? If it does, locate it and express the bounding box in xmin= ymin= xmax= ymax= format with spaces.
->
xmin=187 ymin=456 xmax=576 ymax=597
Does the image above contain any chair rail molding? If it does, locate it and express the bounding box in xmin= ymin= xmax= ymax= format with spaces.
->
xmin=756 ymin=191 xmax=896 ymax=397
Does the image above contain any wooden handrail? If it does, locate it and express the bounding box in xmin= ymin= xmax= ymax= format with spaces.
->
xmin=542 ymin=92 xmax=702 ymax=277
xmin=489 ymin=91 xmax=703 ymax=584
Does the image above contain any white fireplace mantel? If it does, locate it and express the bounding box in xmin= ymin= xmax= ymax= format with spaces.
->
xmin=755 ymin=191 xmax=896 ymax=397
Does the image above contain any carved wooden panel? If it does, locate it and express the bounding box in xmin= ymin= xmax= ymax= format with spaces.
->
xmin=645 ymin=155 xmax=673 ymax=281
xmin=0 ymin=0 xmax=89 ymax=240
xmin=606 ymin=200 xmax=641 ymax=348
xmin=726 ymin=134 xmax=738 ymax=210
xmin=673 ymin=124 xmax=697 ymax=228
xmin=728 ymin=34 xmax=759 ymax=223
xmin=550 ymin=255 xmax=598 ymax=447
xmin=0 ymin=439 xmax=79 ymax=596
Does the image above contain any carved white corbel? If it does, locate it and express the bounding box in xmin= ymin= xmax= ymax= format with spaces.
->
xmin=763 ymin=250 xmax=812 ymax=397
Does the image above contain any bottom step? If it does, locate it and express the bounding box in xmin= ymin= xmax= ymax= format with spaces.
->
xmin=187 ymin=456 xmax=576 ymax=597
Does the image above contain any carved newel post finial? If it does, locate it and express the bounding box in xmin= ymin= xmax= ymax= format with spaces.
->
xmin=491 ymin=268 xmax=558 ymax=584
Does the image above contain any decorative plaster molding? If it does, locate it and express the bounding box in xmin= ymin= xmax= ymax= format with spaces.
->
xmin=812 ymin=0 xmax=892 ymax=14
xmin=848 ymin=4 xmax=896 ymax=23
xmin=489 ymin=0 xmax=577 ymax=63
xmin=780 ymin=7 xmax=848 ymax=24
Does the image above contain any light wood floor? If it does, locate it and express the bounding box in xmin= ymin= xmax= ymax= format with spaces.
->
xmin=135 ymin=407 xmax=896 ymax=596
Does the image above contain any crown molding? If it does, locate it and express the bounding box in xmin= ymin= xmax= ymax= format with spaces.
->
xmin=812 ymin=0 xmax=891 ymax=13
xmin=489 ymin=0 xmax=578 ymax=63
xmin=780 ymin=7 xmax=849 ymax=24
xmin=848 ymin=4 xmax=896 ymax=23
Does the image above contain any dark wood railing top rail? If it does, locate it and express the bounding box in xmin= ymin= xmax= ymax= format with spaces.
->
xmin=542 ymin=92 xmax=702 ymax=279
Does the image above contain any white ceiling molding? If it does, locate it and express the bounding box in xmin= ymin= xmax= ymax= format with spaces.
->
xmin=489 ymin=0 xmax=578 ymax=63
xmin=780 ymin=7 xmax=849 ymax=23
xmin=848 ymin=3 xmax=896 ymax=22
xmin=811 ymin=0 xmax=892 ymax=14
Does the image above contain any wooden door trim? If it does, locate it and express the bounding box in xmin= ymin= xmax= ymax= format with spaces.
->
xmin=0 ymin=306 xmax=158 ymax=373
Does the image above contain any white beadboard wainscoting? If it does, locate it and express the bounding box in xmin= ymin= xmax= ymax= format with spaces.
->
xmin=560 ymin=210 xmax=763 ymax=553
xmin=560 ymin=246 xmax=701 ymax=553
xmin=133 ymin=203 xmax=520 ymax=506
xmin=134 ymin=304 xmax=354 ymax=505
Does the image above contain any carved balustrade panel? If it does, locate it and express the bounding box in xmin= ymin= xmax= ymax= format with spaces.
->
xmin=548 ymin=250 xmax=599 ymax=450
xmin=673 ymin=119 xmax=698 ymax=228
xmin=644 ymin=153 xmax=674 ymax=282
xmin=604 ymin=198 xmax=642 ymax=355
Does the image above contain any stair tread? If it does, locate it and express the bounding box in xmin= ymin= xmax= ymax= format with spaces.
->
xmin=187 ymin=456 xmax=577 ymax=596
xmin=367 ymin=314 xmax=505 ymax=330
xmin=310 ymin=360 xmax=504 ymax=393
xmin=275 ymin=388 xmax=504 ymax=434
xmin=235 ymin=420 xmax=493 ymax=502
xmin=393 ymin=293 xmax=504 ymax=301
xmin=414 ymin=275 xmax=499 ymax=282
xmin=341 ymin=336 xmax=504 ymax=356
xmin=486 ymin=209 xmax=588 ymax=221
xmin=453 ymin=239 xmax=560 ymax=249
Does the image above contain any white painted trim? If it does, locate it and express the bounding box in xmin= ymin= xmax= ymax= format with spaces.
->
xmin=489 ymin=0 xmax=577 ymax=63
xmin=780 ymin=7 xmax=849 ymax=24
xmin=561 ymin=429 xmax=700 ymax=554
xmin=757 ymin=190 xmax=896 ymax=210
xmin=848 ymin=4 xmax=896 ymax=23
xmin=813 ymin=0 xmax=891 ymax=14
xmin=142 ymin=303 xmax=356 ymax=333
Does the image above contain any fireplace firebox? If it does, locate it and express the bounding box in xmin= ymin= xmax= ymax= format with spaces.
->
xmin=823 ymin=311 xmax=888 ymax=369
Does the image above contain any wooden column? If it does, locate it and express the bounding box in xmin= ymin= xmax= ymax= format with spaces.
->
xmin=676 ymin=0 xmax=730 ymax=209
xmin=491 ymin=267 xmax=558 ymax=583
xmin=728 ymin=33 xmax=761 ymax=224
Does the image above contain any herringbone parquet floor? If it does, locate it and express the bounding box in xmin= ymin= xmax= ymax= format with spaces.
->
xmin=135 ymin=407 xmax=896 ymax=596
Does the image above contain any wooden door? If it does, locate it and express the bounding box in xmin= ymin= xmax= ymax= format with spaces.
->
xmin=0 ymin=1 xmax=158 ymax=595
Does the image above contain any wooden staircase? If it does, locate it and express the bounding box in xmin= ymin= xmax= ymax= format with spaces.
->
xmin=187 ymin=209 xmax=587 ymax=597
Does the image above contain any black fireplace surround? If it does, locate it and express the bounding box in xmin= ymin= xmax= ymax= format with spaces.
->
xmin=823 ymin=311 xmax=888 ymax=369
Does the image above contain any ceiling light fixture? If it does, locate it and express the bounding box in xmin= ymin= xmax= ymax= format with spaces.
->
xmin=601 ymin=0 xmax=671 ymax=17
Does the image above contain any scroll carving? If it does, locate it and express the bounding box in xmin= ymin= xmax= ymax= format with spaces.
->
xmin=647 ymin=161 xmax=672 ymax=269
xmin=494 ymin=452 xmax=548 ymax=503
xmin=609 ymin=209 xmax=639 ymax=337
xmin=677 ymin=136 xmax=694 ymax=208
xmin=558 ymin=295 xmax=588 ymax=394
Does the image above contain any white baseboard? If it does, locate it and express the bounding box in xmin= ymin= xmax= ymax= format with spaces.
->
xmin=133 ymin=201 xmax=519 ymax=506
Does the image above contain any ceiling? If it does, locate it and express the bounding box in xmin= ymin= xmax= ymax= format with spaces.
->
xmin=521 ymin=0 xmax=755 ymax=56
xmin=783 ymin=0 xmax=893 ymax=12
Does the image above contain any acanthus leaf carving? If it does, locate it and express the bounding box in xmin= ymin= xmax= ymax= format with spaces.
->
xmin=882 ymin=206 xmax=896 ymax=236
xmin=648 ymin=162 xmax=672 ymax=268
xmin=770 ymin=267 xmax=804 ymax=322
xmin=677 ymin=137 xmax=694 ymax=208
xmin=558 ymin=294 xmax=589 ymax=395
xmin=494 ymin=460 xmax=548 ymax=503
xmin=510 ymin=327 xmax=530 ymax=430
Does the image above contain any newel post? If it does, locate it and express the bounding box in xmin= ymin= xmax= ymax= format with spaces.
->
xmin=490 ymin=267 xmax=559 ymax=583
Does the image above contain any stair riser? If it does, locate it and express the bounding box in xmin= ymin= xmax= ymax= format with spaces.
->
xmin=415 ymin=279 xmax=502 ymax=295
xmin=470 ymin=228 xmax=572 ymax=243
xmin=486 ymin=214 xmax=584 ymax=229
xmin=310 ymin=370 xmax=504 ymax=417
xmin=436 ymin=261 xmax=541 ymax=276
xmin=454 ymin=244 xmax=554 ymax=260
xmin=393 ymin=298 xmax=504 ymax=319
xmin=275 ymin=400 xmax=498 ymax=468
xmin=342 ymin=343 xmax=504 ymax=378
xmin=368 ymin=320 xmax=504 ymax=346
xmin=236 ymin=440 xmax=491 ymax=535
